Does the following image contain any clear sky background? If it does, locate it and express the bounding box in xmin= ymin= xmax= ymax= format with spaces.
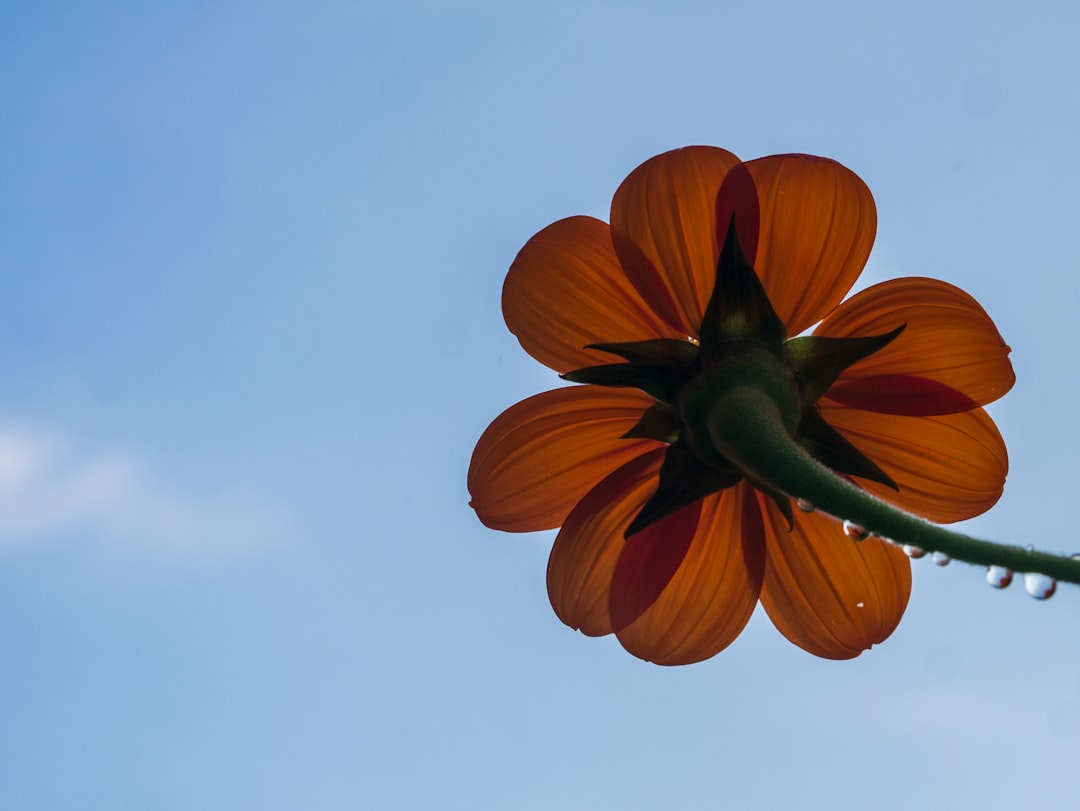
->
xmin=1 ymin=1 xmax=1078 ymax=808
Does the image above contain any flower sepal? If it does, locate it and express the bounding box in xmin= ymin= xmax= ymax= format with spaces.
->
xmin=587 ymin=338 xmax=700 ymax=369
xmin=785 ymin=326 xmax=905 ymax=404
xmin=795 ymin=408 xmax=898 ymax=490
xmin=621 ymin=402 xmax=679 ymax=443
xmin=561 ymin=363 xmax=688 ymax=404
xmin=698 ymin=215 xmax=786 ymax=358
xmin=625 ymin=438 xmax=741 ymax=537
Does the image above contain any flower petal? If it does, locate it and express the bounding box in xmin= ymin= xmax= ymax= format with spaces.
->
xmin=758 ymin=496 xmax=911 ymax=660
xmin=819 ymin=404 xmax=1008 ymax=523
xmin=815 ymin=277 xmax=1015 ymax=415
xmin=609 ymin=146 xmax=742 ymax=335
xmin=502 ymin=216 xmax=684 ymax=373
xmin=614 ymin=483 xmax=765 ymax=666
xmin=745 ymin=154 xmax=877 ymax=335
xmin=469 ymin=386 xmax=662 ymax=532
xmin=608 ymin=500 xmax=702 ymax=633
xmin=547 ymin=449 xmax=667 ymax=637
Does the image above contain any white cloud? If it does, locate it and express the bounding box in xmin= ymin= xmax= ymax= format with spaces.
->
xmin=0 ymin=420 xmax=290 ymax=561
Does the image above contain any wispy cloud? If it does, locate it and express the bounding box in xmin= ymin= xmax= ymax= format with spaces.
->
xmin=0 ymin=421 xmax=290 ymax=561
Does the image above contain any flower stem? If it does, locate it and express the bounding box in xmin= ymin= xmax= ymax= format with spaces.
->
xmin=705 ymin=384 xmax=1080 ymax=585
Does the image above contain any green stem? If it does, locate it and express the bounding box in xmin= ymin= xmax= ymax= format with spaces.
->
xmin=706 ymin=384 xmax=1080 ymax=585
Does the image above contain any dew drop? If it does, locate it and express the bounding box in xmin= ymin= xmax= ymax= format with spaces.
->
xmin=986 ymin=565 xmax=1013 ymax=589
xmin=902 ymin=545 xmax=925 ymax=559
xmin=796 ymin=498 xmax=815 ymax=513
xmin=843 ymin=520 xmax=869 ymax=541
xmin=986 ymin=565 xmax=1012 ymax=589
xmin=856 ymin=601 xmax=865 ymax=608
xmin=1024 ymin=572 xmax=1057 ymax=600
xmin=932 ymin=551 xmax=951 ymax=567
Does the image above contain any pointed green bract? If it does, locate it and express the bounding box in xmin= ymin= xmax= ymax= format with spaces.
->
xmin=622 ymin=402 xmax=679 ymax=443
xmin=561 ymin=363 xmax=688 ymax=404
xmin=785 ymin=325 xmax=905 ymax=404
xmin=588 ymin=338 xmax=700 ymax=369
xmin=749 ymin=475 xmax=795 ymax=530
xmin=625 ymin=440 xmax=742 ymax=538
xmin=698 ymin=215 xmax=787 ymax=358
xmin=796 ymin=408 xmax=899 ymax=490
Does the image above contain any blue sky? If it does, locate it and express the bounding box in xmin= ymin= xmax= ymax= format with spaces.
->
xmin=2 ymin=1 xmax=1079 ymax=808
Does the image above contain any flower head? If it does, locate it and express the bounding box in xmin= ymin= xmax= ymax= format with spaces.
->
xmin=468 ymin=146 xmax=1014 ymax=663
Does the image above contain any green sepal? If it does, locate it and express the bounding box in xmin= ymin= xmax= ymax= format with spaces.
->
xmin=797 ymin=408 xmax=898 ymax=490
xmin=625 ymin=440 xmax=742 ymax=538
xmin=561 ymin=363 xmax=687 ymax=404
xmin=698 ymin=215 xmax=787 ymax=358
xmin=748 ymin=475 xmax=795 ymax=530
xmin=785 ymin=325 xmax=905 ymax=404
xmin=587 ymin=338 xmax=700 ymax=370
xmin=621 ymin=402 xmax=679 ymax=443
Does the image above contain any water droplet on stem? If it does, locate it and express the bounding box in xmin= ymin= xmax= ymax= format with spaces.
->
xmin=932 ymin=551 xmax=951 ymax=567
xmin=843 ymin=520 xmax=869 ymax=541
xmin=902 ymin=545 xmax=925 ymax=559
xmin=986 ymin=565 xmax=1013 ymax=589
xmin=796 ymin=498 xmax=815 ymax=513
xmin=1024 ymin=572 xmax=1057 ymax=600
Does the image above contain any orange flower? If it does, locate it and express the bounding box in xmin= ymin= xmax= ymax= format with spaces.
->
xmin=468 ymin=146 xmax=1014 ymax=664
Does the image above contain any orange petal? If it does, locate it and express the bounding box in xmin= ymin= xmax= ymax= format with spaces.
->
xmin=608 ymin=501 xmax=702 ymax=633
xmin=745 ymin=154 xmax=877 ymax=335
xmin=547 ymin=449 xmax=667 ymax=637
xmin=469 ymin=386 xmax=663 ymax=532
xmin=502 ymin=216 xmax=684 ymax=373
xmin=758 ymin=496 xmax=911 ymax=660
xmin=819 ymin=404 xmax=1008 ymax=523
xmin=815 ymin=277 xmax=1015 ymax=414
xmin=614 ymin=483 xmax=765 ymax=666
xmin=609 ymin=146 xmax=742 ymax=335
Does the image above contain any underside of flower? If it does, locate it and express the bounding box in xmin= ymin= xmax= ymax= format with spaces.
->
xmin=469 ymin=145 xmax=1017 ymax=663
